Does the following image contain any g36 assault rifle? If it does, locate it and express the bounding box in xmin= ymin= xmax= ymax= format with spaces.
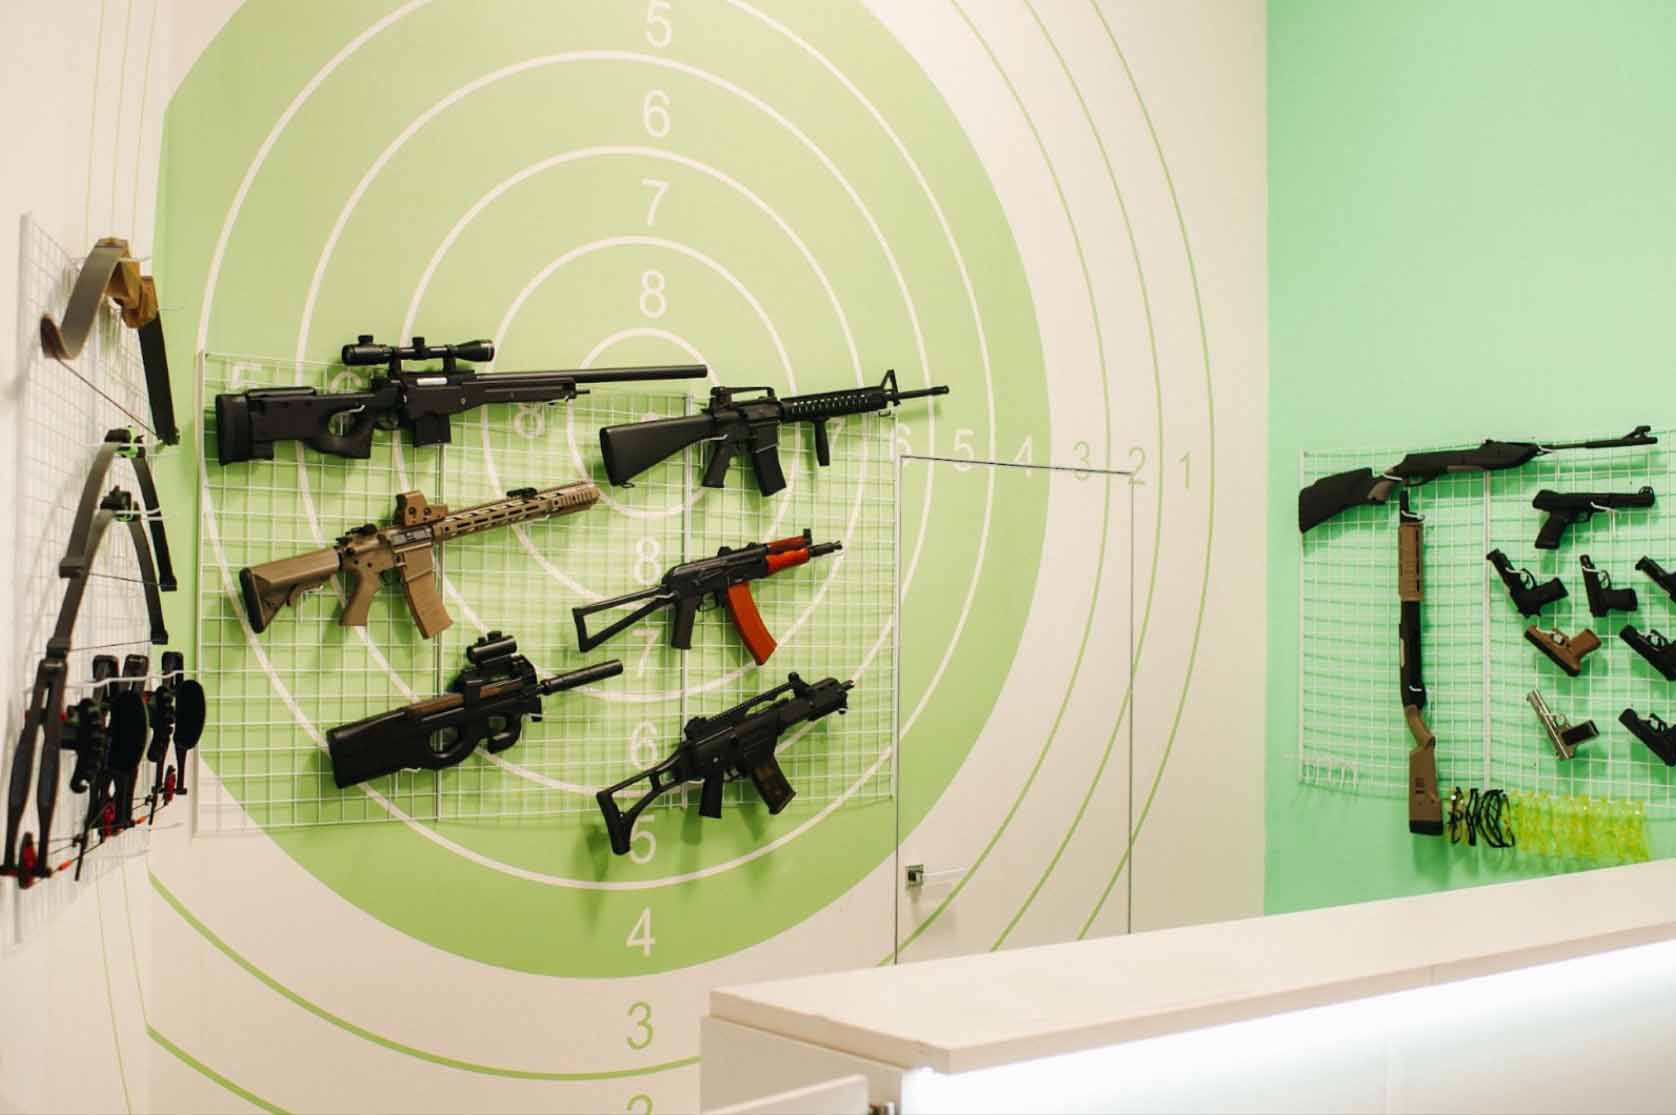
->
xmin=598 ymin=370 xmax=949 ymax=495
xmin=1298 ymin=426 xmax=1656 ymax=533
xmin=572 ymin=530 xmax=840 ymax=664
xmin=240 ymin=482 xmax=599 ymax=638
xmin=596 ymin=673 xmax=852 ymax=856
xmin=214 ymin=335 xmax=708 ymax=464
xmin=327 ymin=632 xmax=622 ymax=789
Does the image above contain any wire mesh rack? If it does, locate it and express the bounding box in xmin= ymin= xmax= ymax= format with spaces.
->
xmin=195 ymin=353 xmax=895 ymax=832
xmin=5 ymin=216 xmax=175 ymax=946
xmin=1298 ymin=431 xmax=1676 ymax=812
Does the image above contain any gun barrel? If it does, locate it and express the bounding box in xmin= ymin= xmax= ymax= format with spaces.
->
xmin=540 ymin=659 xmax=625 ymax=695
xmin=806 ymin=541 xmax=842 ymax=559
xmin=893 ymin=385 xmax=950 ymax=402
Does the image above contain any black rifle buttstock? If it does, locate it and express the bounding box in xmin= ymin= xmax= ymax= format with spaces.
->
xmin=597 ymin=756 xmax=685 ymax=856
xmin=599 ymin=413 xmax=718 ymax=486
xmin=214 ymin=388 xmax=382 ymax=465
xmin=572 ymin=587 xmax=675 ymax=654
xmin=1298 ymin=468 xmax=1397 ymax=533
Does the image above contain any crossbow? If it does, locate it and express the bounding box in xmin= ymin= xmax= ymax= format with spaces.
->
xmin=2 ymin=484 xmax=170 ymax=886
xmin=39 ymin=237 xmax=178 ymax=445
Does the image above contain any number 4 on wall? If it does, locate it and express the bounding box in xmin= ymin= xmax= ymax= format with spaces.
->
xmin=627 ymin=907 xmax=655 ymax=957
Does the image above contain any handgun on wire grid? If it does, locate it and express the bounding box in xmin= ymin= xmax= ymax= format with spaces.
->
xmin=1621 ymin=709 xmax=1676 ymax=766
xmin=1531 ymin=487 xmax=1655 ymax=550
xmin=571 ymin=530 xmax=840 ymax=665
xmin=1487 ymin=550 xmax=1567 ymax=617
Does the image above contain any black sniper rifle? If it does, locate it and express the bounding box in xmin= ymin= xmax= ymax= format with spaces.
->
xmin=573 ymin=530 xmax=840 ymax=665
xmin=1298 ymin=426 xmax=1656 ymax=533
xmin=327 ymin=632 xmax=622 ymax=789
xmin=214 ymin=335 xmax=708 ymax=464
xmin=599 ymin=370 xmax=950 ymax=496
xmin=596 ymin=673 xmax=852 ymax=856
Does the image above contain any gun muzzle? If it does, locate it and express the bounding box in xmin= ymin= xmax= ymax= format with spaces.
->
xmin=806 ymin=541 xmax=842 ymax=559
xmin=539 ymin=659 xmax=625 ymax=696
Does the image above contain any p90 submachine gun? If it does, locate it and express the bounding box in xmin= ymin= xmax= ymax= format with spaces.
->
xmin=596 ymin=673 xmax=852 ymax=856
xmin=327 ymin=633 xmax=622 ymax=789
xmin=1298 ymin=427 xmax=1656 ymax=533
xmin=214 ymin=335 xmax=708 ymax=464
xmin=599 ymin=370 xmax=949 ymax=496
xmin=572 ymin=530 xmax=840 ymax=664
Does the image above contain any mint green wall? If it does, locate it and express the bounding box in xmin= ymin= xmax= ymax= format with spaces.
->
xmin=1266 ymin=0 xmax=1676 ymax=912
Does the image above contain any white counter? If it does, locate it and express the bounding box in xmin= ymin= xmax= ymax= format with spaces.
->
xmin=703 ymin=859 xmax=1676 ymax=1112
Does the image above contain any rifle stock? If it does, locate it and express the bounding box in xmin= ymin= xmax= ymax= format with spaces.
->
xmin=1298 ymin=468 xmax=1399 ymax=532
xmin=240 ymin=546 xmax=340 ymax=632
xmin=599 ymin=413 xmax=717 ymax=486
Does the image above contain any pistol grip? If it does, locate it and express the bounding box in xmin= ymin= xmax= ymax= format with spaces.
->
xmin=397 ymin=546 xmax=451 ymax=638
xmin=670 ymin=594 xmax=701 ymax=650
xmin=1535 ymin=511 xmax=1571 ymax=550
xmin=339 ymin=564 xmax=382 ymax=627
xmin=724 ymin=582 xmax=778 ymax=665
xmin=700 ymin=775 xmax=724 ymax=819
xmin=702 ymin=438 xmax=736 ymax=488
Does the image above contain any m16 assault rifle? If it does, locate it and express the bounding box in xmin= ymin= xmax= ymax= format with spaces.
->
xmin=1486 ymin=549 xmax=1567 ymax=617
xmin=240 ymin=481 xmax=599 ymax=638
xmin=1532 ymin=487 xmax=1655 ymax=550
xmin=214 ymin=335 xmax=708 ymax=464
xmin=595 ymin=673 xmax=852 ymax=856
xmin=599 ymin=370 xmax=949 ymax=496
xmin=572 ymin=530 xmax=840 ymax=664
xmin=1298 ymin=426 xmax=1655 ymax=533
xmin=327 ymin=632 xmax=622 ymax=789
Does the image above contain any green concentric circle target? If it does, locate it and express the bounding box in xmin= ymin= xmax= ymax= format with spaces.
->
xmin=177 ymin=0 xmax=1053 ymax=977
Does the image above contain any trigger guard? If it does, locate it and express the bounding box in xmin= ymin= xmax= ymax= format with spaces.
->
xmin=485 ymin=718 xmax=523 ymax=754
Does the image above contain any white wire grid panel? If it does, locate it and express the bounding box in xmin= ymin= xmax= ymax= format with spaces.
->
xmin=195 ymin=352 xmax=894 ymax=831
xmin=1485 ymin=436 xmax=1671 ymax=807
xmin=1298 ymin=432 xmax=1675 ymax=812
xmin=5 ymin=216 xmax=174 ymax=945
